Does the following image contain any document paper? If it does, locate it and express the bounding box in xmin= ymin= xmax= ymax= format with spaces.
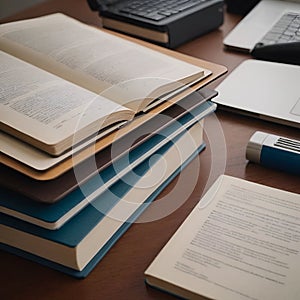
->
xmin=145 ymin=175 xmax=300 ymax=300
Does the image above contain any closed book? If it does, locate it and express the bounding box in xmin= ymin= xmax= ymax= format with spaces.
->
xmin=0 ymin=101 xmax=216 ymax=230
xmin=0 ymin=121 xmax=206 ymax=278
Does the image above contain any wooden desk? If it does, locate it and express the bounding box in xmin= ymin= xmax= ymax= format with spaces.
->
xmin=1 ymin=1 xmax=299 ymax=299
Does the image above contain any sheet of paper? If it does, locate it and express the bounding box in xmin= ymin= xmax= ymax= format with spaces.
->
xmin=146 ymin=175 xmax=300 ymax=300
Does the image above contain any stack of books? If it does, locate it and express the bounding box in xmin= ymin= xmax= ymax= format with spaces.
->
xmin=0 ymin=14 xmax=226 ymax=277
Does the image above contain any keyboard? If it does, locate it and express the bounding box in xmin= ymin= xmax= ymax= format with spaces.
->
xmin=87 ymin=0 xmax=224 ymax=48
xmin=259 ymin=12 xmax=300 ymax=45
xmin=117 ymin=0 xmax=213 ymax=21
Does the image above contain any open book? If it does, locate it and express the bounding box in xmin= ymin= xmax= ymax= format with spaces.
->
xmin=145 ymin=175 xmax=300 ymax=300
xmin=0 ymin=13 xmax=211 ymax=156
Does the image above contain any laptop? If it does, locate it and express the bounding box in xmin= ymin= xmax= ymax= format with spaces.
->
xmin=223 ymin=0 xmax=300 ymax=52
xmin=213 ymin=59 xmax=300 ymax=128
xmin=87 ymin=0 xmax=224 ymax=48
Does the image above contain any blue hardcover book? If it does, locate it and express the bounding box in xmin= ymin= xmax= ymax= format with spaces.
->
xmin=0 ymin=121 xmax=206 ymax=278
xmin=0 ymin=101 xmax=216 ymax=230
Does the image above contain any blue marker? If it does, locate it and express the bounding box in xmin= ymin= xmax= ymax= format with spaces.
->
xmin=246 ymin=131 xmax=300 ymax=175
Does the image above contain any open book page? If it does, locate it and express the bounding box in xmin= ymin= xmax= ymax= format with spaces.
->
xmin=0 ymin=51 xmax=133 ymax=156
xmin=0 ymin=13 xmax=210 ymax=112
xmin=145 ymin=175 xmax=300 ymax=300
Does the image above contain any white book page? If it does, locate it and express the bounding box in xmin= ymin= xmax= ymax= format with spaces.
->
xmin=145 ymin=175 xmax=300 ymax=300
xmin=0 ymin=14 xmax=210 ymax=110
xmin=0 ymin=51 xmax=131 ymax=152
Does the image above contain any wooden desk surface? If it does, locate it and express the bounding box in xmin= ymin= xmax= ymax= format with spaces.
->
xmin=1 ymin=1 xmax=299 ymax=299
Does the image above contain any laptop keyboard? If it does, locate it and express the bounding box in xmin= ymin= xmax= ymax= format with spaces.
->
xmin=259 ymin=12 xmax=300 ymax=45
xmin=118 ymin=0 xmax=212 ymax=21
